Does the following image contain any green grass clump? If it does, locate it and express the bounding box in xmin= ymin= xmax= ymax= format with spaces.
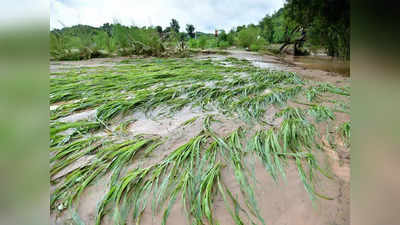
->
xmin=248 ymin=122 xmax=332 ymax=201
xmin=338 ymin=121 xmax=351 ymax=147
xmin=248 ymin=129 xmax=287 ymax=181
xmin=280 ymin=118 xmax=316 ymax=153
xmin=115 ymin=119 xmax=137 ymax=135
xmin=50 ymin=121 xmax=102 ymax=146
xmin=308 ymin=104 xmax=336 ymax=122
xmin=180 ymin=116 xmax=199 ymax=127
xmin=233 ymin=86 xmax=303 ymax=121
xmin=50 ymin=137 xmax=161 ymax=211
xmin=96 ymin=100 xmax=136 ymax=123
xmin=275 ymin=106 xmax=307 ymax=121
xmin=305 ymin=83 xmax=350 ymax=102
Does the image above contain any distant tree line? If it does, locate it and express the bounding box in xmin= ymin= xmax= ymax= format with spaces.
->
xmin=51 ymin=0 xmax=350 ymax=60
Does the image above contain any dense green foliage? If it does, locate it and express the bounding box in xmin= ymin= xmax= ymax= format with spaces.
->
xmin=50 ymin=19 xmax=195 ymax=60
xmin=288 ymin=0 xmax=349 ymax=57
xmin=236 ymin=26 xmax=259 ymax=48
xmin=50 ymin=24 xmax=166 ymax=60
xmin=257 ymin=0 xmax=350 ymax=58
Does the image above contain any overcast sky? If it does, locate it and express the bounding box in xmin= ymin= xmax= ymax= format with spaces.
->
xmin=50 ymin=0 xmax=284 ymax=32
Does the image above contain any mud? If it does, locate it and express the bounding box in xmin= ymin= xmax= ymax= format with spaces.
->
xmin=126 ymin=107 xmax=204 ymax=137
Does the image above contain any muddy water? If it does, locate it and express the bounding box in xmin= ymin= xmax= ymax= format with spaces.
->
xmin=284 ymin=55 xmax=350 ymax=77
xmin=224 ymin=50 xmax=350 ymax=77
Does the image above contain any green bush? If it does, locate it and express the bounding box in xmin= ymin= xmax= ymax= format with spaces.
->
xmin=198 ymin=36 xmax=207 ymax=49
xmin=93 ymin=31 xmax=116 ymax=53
xmin=187 ymin=36 xmax=223 ymax=50
xmin=218 ymin=41 xmax=230 ymax=49
xmin=227 ymin=32 xmax=235 ymax=45
xmin=206 ymin=38 xmax=218 ymax=49
xmin=237 ymin=27 xmax=259 ymax=48
xmin=187 ymin=38 xmax=198 ymax=48
xmin=249 ymin=37 xmax=267 ymax=51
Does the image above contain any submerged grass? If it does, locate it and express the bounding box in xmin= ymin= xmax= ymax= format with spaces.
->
xmin=50 ymin=120 xmax=102 ymax=147
xmin=308 ymin=104 xmax=336 ymax=122
xmin=50 ymin=57 xmax=307 ymax=123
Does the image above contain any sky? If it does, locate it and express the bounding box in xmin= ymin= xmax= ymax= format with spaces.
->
xmin=0 ymin=0 xmax=48 ymax=28
xmin=50 ymin=0 xmax=284 ymax=32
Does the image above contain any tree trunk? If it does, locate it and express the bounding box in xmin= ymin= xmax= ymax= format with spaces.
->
xmin=279 ymin=26 xmax=301 ymax=54
xmin=279 ymin=42 xmax=290 ymax=53
xmin=294 ymin=30 xmax=306 ymax=56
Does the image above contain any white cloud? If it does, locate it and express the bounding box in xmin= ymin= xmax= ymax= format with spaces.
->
xmin=50 ymin=0 xmax=284 ymax=32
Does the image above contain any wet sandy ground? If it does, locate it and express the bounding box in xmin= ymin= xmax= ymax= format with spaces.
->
xmin=50 ymin=51 xmax=350 ymax=225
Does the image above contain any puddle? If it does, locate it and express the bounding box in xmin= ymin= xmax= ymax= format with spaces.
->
xmin=251 ymin=60 xmax=286 ymax=70
xmin=194 ymin=54 xmax=227 ymax=61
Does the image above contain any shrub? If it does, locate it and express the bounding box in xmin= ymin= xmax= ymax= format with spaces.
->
xmin=206 ymin=38 xmax=218 ymax=49
xmin=218 ymin=41 xmax=230 ymax=49
xmin=187 ymin=38 xmax=198 ymax=48
xmin=227 ymin=32 xmax=235 ymax=45
xmin=198 ymin=36 xmax=207 ymax=49
xmin=249 ymin=37 xmax=267 ymax=52
xmin=237 ymin=27 xmax=259 ymax=48
xmin=50 ymin=24 xmax=165 ymax=60
xmin=218 ymin=30 xmax=228 ymax=42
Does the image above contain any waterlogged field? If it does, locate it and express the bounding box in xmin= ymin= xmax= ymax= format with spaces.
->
xmin=50 ymin=55 xmax=350 ymax=225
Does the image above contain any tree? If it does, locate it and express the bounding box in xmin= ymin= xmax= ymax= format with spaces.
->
xmin=100 ymin=23 xmax=113 ymax=36
xmin=281 ymin=0 xmax=350 ymax=58
xmin=155 ymin=26 xmax=162 ymax=35
xmin=186 ymin=24 xmax=195 ymax=38
xmin=227 ymin=29 xmax=235 ymax=45
xmin=259 ymin=15 xmax=274 ymax=43
xmin=170 ymin=19 xmax=180 ymax=33
xmin=164 ymin=27 xmax=171 ymax=33
xmin=218 ymin=30 xmax=227 ymax=42
xmin=236 ymin=25 xmax=246 ymax=33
